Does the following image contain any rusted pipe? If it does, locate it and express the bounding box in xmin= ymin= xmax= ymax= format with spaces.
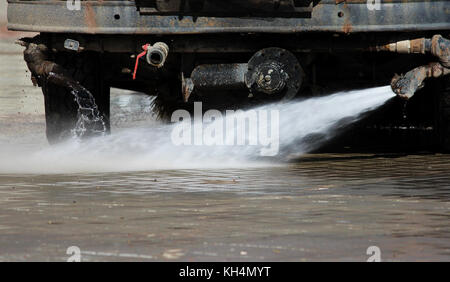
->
xmin=17 ymin=36 xmax=107 ymax=138
xmin=378 ymin=35 xmax=449 ymax=67
xmin=391 ymin=62 xmax=450 ymax=100
xmin=430 ymin=35 xmax=450 ymax=68
xmin=380 ymin=35 xmax=450 ymax=100
xmin=376 ymin=37 xmax=431 ymax=54
xmin=17 ymin=37 xmax=64 ymax=86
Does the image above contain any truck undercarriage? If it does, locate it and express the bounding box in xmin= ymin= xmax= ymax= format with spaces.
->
xmin=7 ymin=0 xmax=450 ymax=148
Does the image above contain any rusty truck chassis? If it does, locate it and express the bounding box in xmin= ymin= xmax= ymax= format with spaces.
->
xmin=7 ymin=1 xmax=450 ymax=35
xmin=8 ymin=1 xmax=450 ymax=98
xmin=6 ymin=0 xmax=450 ymax=145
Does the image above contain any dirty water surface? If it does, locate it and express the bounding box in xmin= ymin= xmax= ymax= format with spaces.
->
xmin=0 ymin=39 xmax=449 ymax=261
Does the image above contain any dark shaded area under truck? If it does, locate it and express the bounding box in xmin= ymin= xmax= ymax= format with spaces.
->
xmin=7 ymin=0 xmax=450 ymax=149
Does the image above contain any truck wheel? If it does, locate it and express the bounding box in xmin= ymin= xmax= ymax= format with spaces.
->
xmin=41 ymin=52 xmax=110 ymax=144
xmin=436 ymin=76 xmax=450 ymax=151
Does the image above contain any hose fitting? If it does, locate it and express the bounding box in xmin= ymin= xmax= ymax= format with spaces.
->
xmin=146 ymin=42 xmax=169 ymax=68
xmin=391 ymin=62 xmax=450 ymax=100
xmin=380 ymin=35 xmax=450 ymax=100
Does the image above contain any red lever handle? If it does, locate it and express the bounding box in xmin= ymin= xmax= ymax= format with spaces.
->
xmin=132 ymin=44 xmax=150 ymax=80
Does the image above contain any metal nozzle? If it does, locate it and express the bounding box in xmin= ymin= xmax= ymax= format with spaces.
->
xmin=146 ymin=42 xmax=169 ymax=68
xmin=391 ymin=62 xmax=450 ymax=100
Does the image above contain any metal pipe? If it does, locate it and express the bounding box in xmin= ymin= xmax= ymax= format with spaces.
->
xmin=190 ymin=64 xmax=248 ymax=91
xmin=146 ymin=42 xmax=169 ymax=68
xmin=378 ymin=35 xmax=449 ymax=65
xmin=430 ymin=35 xmax=450 ymax=68
xmin=377 ymin=38 xmax=429 ymax=54
xmin=181 ymin=63 xmax=248 ymax=102
xmin=381 ymin=35 xmax=450 ymax=99
xmin=391 ymin=62 xmax=450 ymax=100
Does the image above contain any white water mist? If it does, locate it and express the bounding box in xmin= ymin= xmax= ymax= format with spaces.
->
xmin=0 ymin=86 xmax=395 ymax=173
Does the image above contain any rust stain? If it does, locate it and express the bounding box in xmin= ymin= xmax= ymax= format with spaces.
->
xmin=84 ymin=2 xmax=98 ymax=33
xmin=342 ymin=18 xmax=353 ymax=34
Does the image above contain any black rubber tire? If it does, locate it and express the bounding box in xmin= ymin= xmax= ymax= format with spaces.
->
xmin=436 ymin=76 xmax=450 ymax=151
xmin=41 ymin=52 xmax=110 ymax=144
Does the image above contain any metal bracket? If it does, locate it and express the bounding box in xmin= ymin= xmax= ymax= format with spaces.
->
xmin=64 ymin=39 xmax=80 ymax=52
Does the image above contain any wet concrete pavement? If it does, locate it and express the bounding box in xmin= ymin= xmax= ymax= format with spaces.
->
xmin=0 ymin=38 xmax=449 ymax=261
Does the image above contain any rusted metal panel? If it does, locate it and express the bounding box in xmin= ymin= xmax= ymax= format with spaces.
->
xmin=7 ymin=0 xmax=450 ymax=34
